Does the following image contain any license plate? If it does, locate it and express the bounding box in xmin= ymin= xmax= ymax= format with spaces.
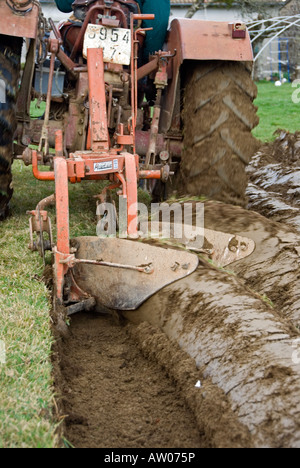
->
xmin=83 ymin=24 xmax=131 ymax=65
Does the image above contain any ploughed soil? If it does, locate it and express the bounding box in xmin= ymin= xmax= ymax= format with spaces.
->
xmin=53 ymin=132 xmax=300 ymax=448
xmin=54 ymin=313 xmax=205 ymax=449
xmin=247 ymin=130 xmax=300 ymax=231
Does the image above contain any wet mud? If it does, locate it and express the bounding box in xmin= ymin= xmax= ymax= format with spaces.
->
xmin=247 ymin=131 xmax=300 ymax=231
xmin=55 ymin=313 xmax=205 ymax=449
xmin=54 ymin=133 xmax=300 ymax=448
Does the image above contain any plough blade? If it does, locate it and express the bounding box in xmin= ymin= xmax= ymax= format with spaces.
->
xmin=150 ymin=222 xmax=256 ymax=268
xmin=71 ymin=237 xmax=199 ymax=311
xmin=186 ymin=228 xmax=256 ymax=268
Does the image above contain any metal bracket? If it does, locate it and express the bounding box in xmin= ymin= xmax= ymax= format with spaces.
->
xmin=28 ymin=208 xmax=53 ymax=261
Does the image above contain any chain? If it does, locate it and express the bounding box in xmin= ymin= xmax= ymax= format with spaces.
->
xmin=31 ymin=0 xmax=50 ymax=65
xmin=5 ymin=0 xmax=33 ymax=15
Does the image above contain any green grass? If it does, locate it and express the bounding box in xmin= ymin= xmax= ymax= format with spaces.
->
xmin=0 ymin=163 xmax=56 ymax=448
xmin=253 ymin=81 xmax=300 ymax=142
xmin=30 ymin=100 xmax=46 ymax=119
xmin=0 ymin=161 xmax=104 ymax=447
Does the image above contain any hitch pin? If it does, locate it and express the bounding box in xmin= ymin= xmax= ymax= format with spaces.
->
xmin=59 ymin=256 xmax=154 ymax=274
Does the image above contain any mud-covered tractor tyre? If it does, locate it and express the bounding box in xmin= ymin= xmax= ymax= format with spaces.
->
xmin=0 ymin=36 xmax=22 ymax=220
xmin=180 ymin=61 xmax=260 ymax=207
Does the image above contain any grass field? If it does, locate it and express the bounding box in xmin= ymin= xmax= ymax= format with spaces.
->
xmin=0 ymin=79 xmax=299 ymax=448
xmin=253 ymin=81 xmax=300 ymax=142
xmin=0 ymin=162 xmax=102 ymax=448
xmin=0 ymin=165 xmax=57 ymax=448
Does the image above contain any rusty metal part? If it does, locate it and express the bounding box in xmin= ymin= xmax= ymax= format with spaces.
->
xmin=29 ymin=13 xmax=171 ymax=305
xmin=20 ymin=147 xmax=34 ymax=166
xmin=64 ymin=73 xmax=89 ymax=152
xmin=145 ymin=101 xmax=161 ymax=169
xmin=39 ymin=39 xmax=60 ymax=158
xmin=230 ymin=22 xmax=247 ymax=39
xmin=27 ymin=195 xmax=55 ymax=261
xmin=31 ymin=143 xmax=143 ymax=241
xmin=60 ymin=255 xmax=155 ymax=274
xmin=71 ymin=237 xmax=199 ymax=311
xmin=139 ymin=170 xmax=161 ymax=180
xmin=6 ymin=0 xmax=33 ymax=13
xmin=66 ymin=269 xmax=91 ymax=303
xmin=67 ymin=297 xmax=96 ymax=317
xmin=57 ymin=48 xmax=78 ymax=76
xmin=143 ymin=53 xmax=170 ymax=169
xmin=87 ymin=48 xmax=109 ymax=152
xmin=17 ymin=146 xmax=52 ymax=166
xmin=69 ymin=1 xmax=128 ymax=60
xmin=160 ymin=164 xmax=171 ymax=183
xmin=130 ymin=14 xmax=155 ymax=149
xmin=0 ymin=0 xmax=39 ymax=38
xmin=160 ymin=151 xmax=169 ymax=162
xmin=135 ymin=131 xmax=182 ymax=158
xmin=28 ymin=210 xmax=52 ymax=254
xmin=150 ymin=222 xmax=256 ymax=268
xmin=169 ymin=18 xmax=253 ymax=64
xmin=187 ymin=229 xmax=256 ymax=267
xmin=95 ymin=182 xmax=121 ymax=204
xmin=143 ymin=54 xmax=171 ymax=170
xmin=17 ymin=39 xmax=36 ymax=122
xmin=32 ymin=150 xmax=55 ymax=181
xmin=51 ymin=125 xmax=149 ymax=301
xmin=137 ymin=57 xmax=159 ymax=82
xmin=36 ymin=193 xmax=55 ymax=212
xmin=17 ymin=119 xmax=64 ymax=150
xmin=48 ymin=18 xmax=61 ymax=41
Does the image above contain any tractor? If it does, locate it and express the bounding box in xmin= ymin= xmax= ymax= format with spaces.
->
xmin=0 ymin=0 xmax=258 ymax=314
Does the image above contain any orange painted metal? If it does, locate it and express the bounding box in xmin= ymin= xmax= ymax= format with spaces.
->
xmin=54 ymin=155 xmax=70 ymax=302
xmin=0 ymin=1 xmax=39 ymax=39
xmin=168 ymin=19 xmax=253 ymax=63
xmin=87 ymin=48 xmax=110 ymax=152
xmin=124 ymin=153 xmax=138 ymax=238
xmin=32 ymin=150 xmax=55 ymax=181
xmin=115 ymin=172 xmax=127 ymax=198
xmin=137 ymin=57 xmax=159 ymax=82
xmin=55 ymin=129 xmax=64 ymax=158
xmin=139 ymin=170 xmax=161 ymax=180
xmin=116 ymin=134 xmax=134 ymax=146
xmin=130 ymin=14 xmax=155 ymax=152
xmin=98 ymin=182 xmax=122 ymax=204
xmin=31 ymin=12 xmax=165 ymax=301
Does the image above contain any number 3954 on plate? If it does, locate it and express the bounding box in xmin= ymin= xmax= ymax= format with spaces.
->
xmin=83 ymin=24 xmax=132 ymax=65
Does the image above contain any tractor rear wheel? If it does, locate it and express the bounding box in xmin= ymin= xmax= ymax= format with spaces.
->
xmin=0 ymin=36 xmax=22 ymax=219
xmin=180 ymin=61 xmax=260 ymax=207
